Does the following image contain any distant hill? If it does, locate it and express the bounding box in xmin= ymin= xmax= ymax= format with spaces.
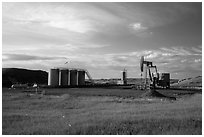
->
xmin=171 ymin=76 xmax=202 ymax=88
xmin=2 ymin=68 xmax=48 ymax=87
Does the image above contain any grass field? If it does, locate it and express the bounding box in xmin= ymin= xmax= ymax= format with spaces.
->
xmin=2 ymin=88 xmax=202 ymax=135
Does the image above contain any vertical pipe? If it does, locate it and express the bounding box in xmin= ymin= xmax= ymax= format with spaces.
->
xmin=59 ymin=70 xmax=61 ymax=86
xmin=48 ymin=70 xmax=51 ymax=85
xmin=68 ymin=69 xmax=70 ymax=86
xmin=122 ymin=70 xmax=127 ymax=85
xmin=144 ymin=64 xmax=148 ymax=89
xmin=76 ymin=70 xmax=78 ymax=86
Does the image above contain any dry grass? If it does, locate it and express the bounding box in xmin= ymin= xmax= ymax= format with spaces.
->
xmin=2 ymin=88 xmax=202 ymax=135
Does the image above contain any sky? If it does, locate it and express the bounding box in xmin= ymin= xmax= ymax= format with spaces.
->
xmin=2 ymin=2 xmax=202 ymax=79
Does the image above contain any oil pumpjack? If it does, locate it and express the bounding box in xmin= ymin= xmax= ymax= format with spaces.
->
xmin=140 ymin=56 xmax=170 ymax=90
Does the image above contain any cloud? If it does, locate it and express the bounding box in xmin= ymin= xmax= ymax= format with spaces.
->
xmin=194 ymin=59 xmax=201 ymax=63
xmin=4 ymin=3 xmax=91 ymax=33
xmin=2 ymin=3 xmax=123 ymax=34
xmin=192 ymin=46 xmax=202 ymax=53
xmin=47 ymin=19 xmax=96 ymax=33
xmin=63 ymin=43 xmax=109 ymax=50
xmin=129 ymin=23 xmax=148 ymax=32
xmin=159 ymin=46 xmax=201 ymax=56
xmin=3 ymin=53 xmax=65 ymax=61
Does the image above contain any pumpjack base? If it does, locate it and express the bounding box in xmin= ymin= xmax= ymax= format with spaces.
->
xmin=141 ymin=88 xmax=176 ymax=100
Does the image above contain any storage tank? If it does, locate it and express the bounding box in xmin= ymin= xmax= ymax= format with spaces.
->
xmin=159 ymin=73 xmax=170 ymax=88
xmin=60 ymin=69 xmax=69 ymax=86
xmin=78 ymin=70 xmax=85 ymax=85
xmin=48 ymin=68 xmax=59 ymax=86
xmin=122 ymin=69 xmax=127 ymax=85
xmin=161 ymin=73 xmax=170 ymax=80
xmin=70 ymin=69 xmax=78 ymax=86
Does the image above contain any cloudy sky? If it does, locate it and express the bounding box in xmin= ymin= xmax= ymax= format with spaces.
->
xmin=2 ymin=2 xmax=202 ymax=79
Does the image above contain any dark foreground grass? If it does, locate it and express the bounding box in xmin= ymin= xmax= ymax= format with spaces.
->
xmin=3 ymin=113 xmax=201 ymax=135
xmin=3 ymin=114 xmax=201 ymax=135
xmin=2 ymin=88 xmax=202 ymax=135
xmin=69 ymin=118 xmax=201 ymax=135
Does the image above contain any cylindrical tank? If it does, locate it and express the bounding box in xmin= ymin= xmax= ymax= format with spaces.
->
xmin=122 ymin=70 xmax=127 ymax=85
xmin=161 ymin=73 xmax=170 ymax=81
xmin=70 ymin=69 xmax=78 ymax=86
xmin=78 ymin=70 xmax=85 ymax=85
xmin=60 ymin=69 xmax=69 ymax=86
xmin=48 ymin=68 xmax=59 ymax=86
xmin=161 ymin=73 xmax=170 ymax=88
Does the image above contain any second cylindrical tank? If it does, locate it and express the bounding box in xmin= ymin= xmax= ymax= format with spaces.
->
xmin=60 ymin=69 xmax=69 ymax=86
xmin=70 ymin=69 xmax=78 ymax=86
xmin=78 ymin=70 xmax=85 ymax=85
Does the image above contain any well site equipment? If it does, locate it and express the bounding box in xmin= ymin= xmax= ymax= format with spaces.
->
xmin=48 ymin=68 xmax=92 ymax=87
xmin=140 ymin=56 xmax=170 ymax=89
